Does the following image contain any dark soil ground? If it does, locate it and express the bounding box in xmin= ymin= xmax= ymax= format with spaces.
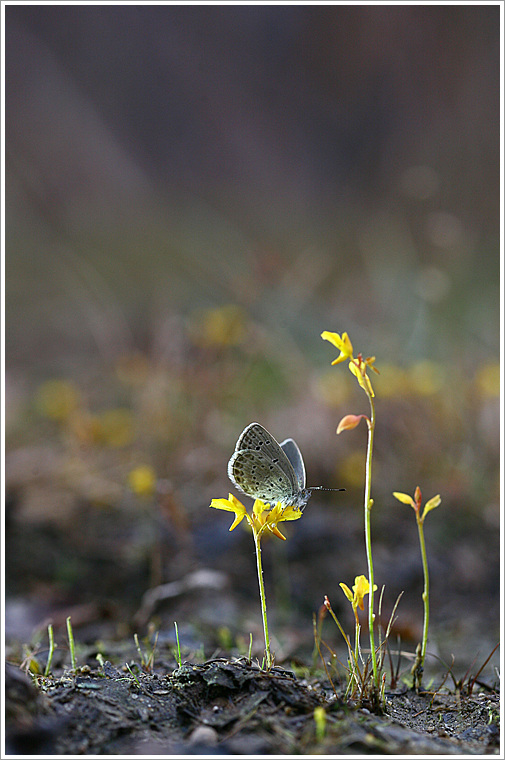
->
xmin=5 ymin=638 xmax=500 ymax=756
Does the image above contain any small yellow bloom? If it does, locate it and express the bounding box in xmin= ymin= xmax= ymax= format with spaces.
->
xmin=353 ymin=575 xmax=376 ymax=610
xmin=321 ymin=331 xmax=354 ymax=364
xmin=128 ymin=465 xmax=157 ymax=498
xmin=322 ymin=331 xmax=377 ymax=397
xmin=35 ymin=379 xmax=81 ymax=421
xmin=97 ymin=409 xmax=134 ymax=447
xmin=340 ymin=575 xmax=377 ymax=610
xmin=210 ymin=495 xmax=302 ymax=539
xmin=190 ymin=304 xmax=246 ymax=348
xmin=475 ymin=362 xmax=500 ymax=397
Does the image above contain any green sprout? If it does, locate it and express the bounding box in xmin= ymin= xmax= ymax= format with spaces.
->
xmin=322 ymin=330 xmax=381 ymax=693
xmin=44 ymin=624 xmax=56 ymax=677
xmin=66 ymin=616 xmax=77 ymax=671
xmin=210 ymin=494 xmax=303 ymax=669
xmin=393 ymin=487 xmax=441 ymax=689
xmin=313 ymin=705 xmax=327 ymax=741
xmin=174 ymin=621 xmax=182 ymax=667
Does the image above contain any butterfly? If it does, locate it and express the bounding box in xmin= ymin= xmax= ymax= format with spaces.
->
xmin=228 ymin=422 xmax=344 ymax=511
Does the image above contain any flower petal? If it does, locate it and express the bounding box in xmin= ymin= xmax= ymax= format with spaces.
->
xmin=337 ymin=414 xmax=365 ymax=434
xmin=339 ymin=583 xmax=354 ymax=604
xmin=392 ymin=491 xmax=416 ymax=509
xmin=349 ymin=361 xmax=375 ymax=397
xmin=422 ymin=494 xmax=441 ymax=519
xmin=210 ymin=494 xmax=248 ymax=531
xmin=322 ymin=330 xmax=354 ymax=364
xmin=267 ymin=524 xmax=287 ymax=540
xmin=210 ymin=494 xmax=246 ymax=513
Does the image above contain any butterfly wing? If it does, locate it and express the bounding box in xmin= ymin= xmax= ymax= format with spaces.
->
xmin=228 ymin=423 xmax=300 ymax=505
xmin=280 ymin=438 xmax=306 ymax=490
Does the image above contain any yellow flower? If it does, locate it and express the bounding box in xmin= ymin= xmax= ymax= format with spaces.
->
xmin=340 ymin=574 xmax=377 ymax=610
xmin=97 ymin=409 xmax=134 ymax=447
xmin=190 ymin=304 xmax=246 ymax=348
xmin=322 ymin=331 xmax=378 ymax=398
xmin=257 ymin=501 xmax=303 ymax=540
xmin=35 ymin=379 xmax=81 ymax=421
xmin=210 ymin=495 xmax=302 ymax=539
xmin=128 ymin=465 xmax=157 ymax=498
xmin=475 ymin=362 xmax=500 ymax=398
xmin=353 ymin=575 xmax=376 ymax=610
xmin=321 ymin=331 xmax=354 ymax=364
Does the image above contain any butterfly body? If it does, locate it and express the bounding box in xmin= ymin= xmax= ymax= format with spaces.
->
xmin=227 ymin=422 xmax=312 ymax=510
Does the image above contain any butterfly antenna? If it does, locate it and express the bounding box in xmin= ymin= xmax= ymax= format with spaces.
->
xmin=310 ymin=486 xmax=346 ymax=493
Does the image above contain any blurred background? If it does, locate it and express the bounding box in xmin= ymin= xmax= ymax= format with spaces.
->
xmin=5 ymin=5 xmax=500 ymax=677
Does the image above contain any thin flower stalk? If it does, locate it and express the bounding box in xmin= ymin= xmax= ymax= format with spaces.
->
xmin=210 ymin=495 xmax=302 ymax=669
xmin=363 ymin=390 xmax=378 ymax=687
xmin=252 ymin=528 xmax=272 ymax=668
xmin=393 ymin=488 xmax=441 ymax=688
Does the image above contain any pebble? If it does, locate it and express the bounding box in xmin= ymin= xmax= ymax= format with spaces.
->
xmin=187 ymin=726 xmax=218 ymax=747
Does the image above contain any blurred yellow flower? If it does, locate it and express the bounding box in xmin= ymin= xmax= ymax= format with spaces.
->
xmin=373 ymin=363 xmax=409 ymax=397
xmin=128 ymin=465 xmax=157 ymax=498
xmin=475 ymin=362 xmax=500 ymax=398
xmin=190 ymin=304 xmax=246 ymax=348
xmin=97 ymin=409 xmax=134 ymax=448
xmin=35 ymin=379 xmax=81 ymax=421
xmin=407 ymin=361 xmax=443 ymax=396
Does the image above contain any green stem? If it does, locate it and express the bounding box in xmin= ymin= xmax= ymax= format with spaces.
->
xmin=253 ymin=531 xmax=272 ymax=669
xmin=354 ymin=612 xmax=360 ymax=666
xmin=174 ymin=621 xmax=182 ymax=666
xmin=416 ymin=516 xmax=430 ymax=669
xmin=66 ymin=616 xmax=76 ymax=671
xmin=44 ymin=624 xmax=55 ymax=677
xmin=364 ymin=394 xmax=378 ymax=688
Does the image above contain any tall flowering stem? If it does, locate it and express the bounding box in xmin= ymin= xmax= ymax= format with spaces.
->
xmin=417 ymin=512 xmax=430 ymax=668
xmin=363 ymin=390 xmax=378 ymax=687
xmin=393 ymin=488 xmax=441 ymax=688
xmin=210 ymin=495 xmax=303 ymax=669
xmin=322 ymin=331 xmax=381 ymax=692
